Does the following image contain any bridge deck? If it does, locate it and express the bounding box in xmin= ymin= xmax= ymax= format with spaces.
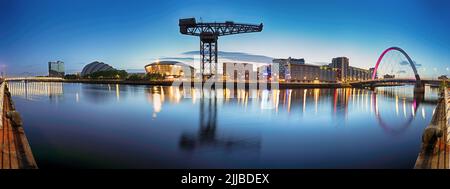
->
xmin=0 ymin=82 xmax=37 ymax=169
xmin=415 ymin=87 xmax=450 ymax=169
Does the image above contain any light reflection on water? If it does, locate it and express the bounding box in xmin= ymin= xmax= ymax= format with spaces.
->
xmin=7 ymin=81 xmax=439 ymax=168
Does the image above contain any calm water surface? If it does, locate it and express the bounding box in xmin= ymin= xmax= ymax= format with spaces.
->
xmin=8 ymin=81 xmax=439 ymax=169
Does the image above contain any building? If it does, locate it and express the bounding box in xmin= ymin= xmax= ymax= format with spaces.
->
xmin=144 ymin=61 xmax=194 ymax=79
xmin=438 ymin=75 xmax=448 ymax=80
xmin=383 ymin=74 xmax=395 ymax=79
xmin=222 ymin=62 xmax=253 ymax=81
xmin=287 ymin=64 xmax=336 ymax=83
xmin=273 ymin=57 xmax=305 ymax=80
xmin=348 ymin=66 xmax=371 ymax=81
xmin=81 ymin=61 xmax=115 ymax=77
xmin=48 ymin=61 xmax=65 ymax=77
xmin=369 ymin=67 xmax=377 ymax=79
xmin=329 ymin=57 xmax=349 ymax=82
xmin=271 ymin=58 xmax=336 ymax=83
xmin=257 ymin=65 xmax=272 ymax=81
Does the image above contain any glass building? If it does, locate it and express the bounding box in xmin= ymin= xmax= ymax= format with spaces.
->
xmin=48 ymin=61 xmax=65 ymax=77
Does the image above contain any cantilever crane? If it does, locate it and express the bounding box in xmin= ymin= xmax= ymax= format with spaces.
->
xmin=179 ymin=18 xmax=263 ymax=79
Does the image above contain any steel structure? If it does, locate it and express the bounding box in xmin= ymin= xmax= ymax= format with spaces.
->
xmin=372 ymin=47 xmax=420 ymax=81
xmin=179 ymin=18 xmax=263 ymax=79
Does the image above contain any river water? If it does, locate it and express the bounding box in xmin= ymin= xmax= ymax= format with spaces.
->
xmin=7 ymin=81 xmax=440 ymax=169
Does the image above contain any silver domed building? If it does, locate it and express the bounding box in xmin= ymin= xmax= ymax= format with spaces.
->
xmin=81 ymin=61 xmax=115 ymax=76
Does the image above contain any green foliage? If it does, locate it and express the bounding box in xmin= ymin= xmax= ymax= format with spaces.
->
xmin=64 ymin=74 xmax=80 ymax=80
xmin=84 ymin=70 xmax=128 ymax=79
xmin=127 ymin=73 xmax=145 ymax=81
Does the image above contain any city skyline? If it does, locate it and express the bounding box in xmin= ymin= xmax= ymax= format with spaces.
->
xmin=1 ymin=0 xmax=449 ymax=78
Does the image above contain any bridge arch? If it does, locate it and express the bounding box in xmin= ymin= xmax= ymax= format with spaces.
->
xmin=372 ymin=47 xmax=421 ymax=81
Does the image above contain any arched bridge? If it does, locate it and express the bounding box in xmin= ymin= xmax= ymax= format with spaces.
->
xmin=351 ymin=47 xmax=448 ymax=89
xmin=372 ymin=47 xmax=421 ymax=81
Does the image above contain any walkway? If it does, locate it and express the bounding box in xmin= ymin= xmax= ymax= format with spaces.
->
xmin=0 ymin=81 xmax=37 ymax=169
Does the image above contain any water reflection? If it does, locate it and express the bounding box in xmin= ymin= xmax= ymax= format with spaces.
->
xmin=8 ymin=81 xmax=437 ymax=136
xmin=8 ymin=82 xmax=440 ymax=168
xmin=81 ymin=84 xmax=124 ymax=104
xmin=142 ymin=85 xmax=438 ymax=136
xmin=7 ymin=81 xmax=63 ymax=101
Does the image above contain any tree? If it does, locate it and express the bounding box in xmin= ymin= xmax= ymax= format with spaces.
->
xmin=64 ymin=74 xmax=80 ymax=80
xmin=84 ymin=70 xmax=128 ymax=79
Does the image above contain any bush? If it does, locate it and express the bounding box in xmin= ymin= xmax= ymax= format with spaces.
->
xmin=127 ymin=74 xmax=144 ymax=81
xmin=64 ymin=74 xmax=80 ymax=80
xmin=84 ymin=70 xmax=128 ymax=79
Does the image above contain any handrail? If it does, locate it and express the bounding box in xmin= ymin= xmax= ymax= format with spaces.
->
xmin=0 ymin=81 xmax=5 ymax=129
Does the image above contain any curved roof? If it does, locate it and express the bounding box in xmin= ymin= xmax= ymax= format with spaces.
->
xmin=145 ymin=61 xmax=194 ymax=69
xmin=81 ymin=61 xmax=115 ymax=76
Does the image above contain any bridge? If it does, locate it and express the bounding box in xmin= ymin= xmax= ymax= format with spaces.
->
xmin=350 ymin=78 xmax=446 ymax=88
xmin=3 ymin=77 xmax=64 ymax=82
xmin=349 ymin=47 xmax=448 ymax=96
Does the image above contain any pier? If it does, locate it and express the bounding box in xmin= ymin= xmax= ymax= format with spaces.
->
xmin=415 ymin=86 xmax=450 ymax=169
xmin=0 ymin=81 xmax=37 ymax=169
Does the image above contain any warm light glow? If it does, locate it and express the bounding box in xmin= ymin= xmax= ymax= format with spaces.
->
xmin=395 ymin=95 xmax=399 ymax=116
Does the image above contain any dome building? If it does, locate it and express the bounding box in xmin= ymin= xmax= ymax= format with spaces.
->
xmin=144 ymin=61 xmax=195 ymax=79
xmin=81 ymin=61 xmax=115 ymax=77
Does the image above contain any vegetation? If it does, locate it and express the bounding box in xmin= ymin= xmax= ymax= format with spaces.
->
xmin=64 ymin=74 xmax=80 ymax=80
xmin=83 ymin=70 xmax=128 ymax=79
xmin=126 ymin=73 xmax=146 ymax=81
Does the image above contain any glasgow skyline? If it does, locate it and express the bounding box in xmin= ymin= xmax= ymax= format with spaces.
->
xmin=1 ymin=0 xmax=449 ymax=78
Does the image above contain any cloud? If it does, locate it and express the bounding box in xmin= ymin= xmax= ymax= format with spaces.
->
xmin=399 ymin=60 xmax=422 ymax=67
xmin=159 ymin=57 xmax=195 ymax=62
xmin=182 ymin=51 xmax=274 ymax=63
xmin=397 ymin=70 xmax=406 ymax=74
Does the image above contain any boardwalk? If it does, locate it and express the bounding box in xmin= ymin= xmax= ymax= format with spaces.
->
xmin=415 ymin=87 xmax=450 ymax=169
xmin=0 ymin=82 xmax=37 ymax=169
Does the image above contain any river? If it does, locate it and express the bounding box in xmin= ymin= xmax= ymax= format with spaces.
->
xmin=7 ymin=81 xmax=439 ymax=169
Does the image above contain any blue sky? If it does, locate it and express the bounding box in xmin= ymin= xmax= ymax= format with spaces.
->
xmin=0 ymin=0 xmax=449 ymax=77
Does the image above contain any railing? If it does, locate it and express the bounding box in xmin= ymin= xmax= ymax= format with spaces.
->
xmin=414 ymin=86 xmax=449 ymax=169
xmin=446 ymin=87 xmax=449 ymax=145
xmin=0 ymin=81 xmax=5 ymax=129
xmin=4 ymin=77 xmax=64 ymax=81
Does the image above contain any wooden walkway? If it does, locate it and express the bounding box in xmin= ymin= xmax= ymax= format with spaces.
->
xmin=0 ymin=82 xmax=37 ymax=169
xmin=415 ymin=87 xmax=450 ymax=169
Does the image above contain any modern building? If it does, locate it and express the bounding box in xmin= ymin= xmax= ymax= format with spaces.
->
xmin=271 ymin=58 xmax=336 ymax=83
xmin=287 ymin=64 xmax=336 ymax=83
xmin=329 ymin=57 xmax=349 ymax=82
xmin=222 ymin=62 xmax=254 ymax=81
xmin=348 ymin=66 xmax=371 ymax=81
xmin=273 ymin=57 xmax=305 ymax=80
xmin=48 ymin=61 xmax=65 ymax=77
xmin=369 ymin=67 xmax=377 ymax=79
xmin=257 ymin=65 xmax=272 ymax=81
xmin=144 ymin=61 xmax=194 ymax=79
xmin=81 ymin=61 xmax=115 ymax=77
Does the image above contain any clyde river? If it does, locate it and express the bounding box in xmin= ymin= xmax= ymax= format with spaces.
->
xmin=7 ymin=81 xmax=439 ymax=168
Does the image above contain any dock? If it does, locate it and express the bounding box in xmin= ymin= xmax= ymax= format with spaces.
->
xmin=0 ymin=81 xmax=38 ymax=169
xmin=415 ymin=86 xmax=450 ymax=169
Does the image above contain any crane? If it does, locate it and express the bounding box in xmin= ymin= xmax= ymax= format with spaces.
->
xmin=179 ymin=18 xmax=263 ymax=80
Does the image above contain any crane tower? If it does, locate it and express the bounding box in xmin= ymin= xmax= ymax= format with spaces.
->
xmin=179 ymin=18 xmax=263 ymax=80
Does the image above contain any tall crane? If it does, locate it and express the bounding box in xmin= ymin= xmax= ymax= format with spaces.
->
xmin=179 ymin=18 xmax=263 ymax=79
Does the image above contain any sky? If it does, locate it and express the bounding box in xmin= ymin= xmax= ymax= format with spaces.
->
xmin=0 ymin=0 xmax=449 ymax=78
